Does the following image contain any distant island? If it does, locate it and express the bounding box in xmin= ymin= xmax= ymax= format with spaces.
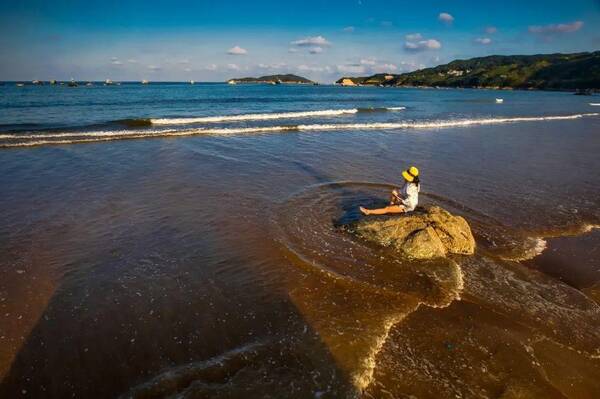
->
xmin=336 ymin=51 xmax=600 ymax=91
xmin=227 ymin=74 xmax=316 ymax=85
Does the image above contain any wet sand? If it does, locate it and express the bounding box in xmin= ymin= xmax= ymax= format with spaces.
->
xmin=1 ymin=115 xmax=599 ymax=397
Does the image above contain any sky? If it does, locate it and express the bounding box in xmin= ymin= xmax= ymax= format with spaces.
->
xmin=1 ymin=0 xmax=599 ymax=82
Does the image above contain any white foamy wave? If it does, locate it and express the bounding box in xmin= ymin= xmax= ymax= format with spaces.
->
xmin=581 ymin=224 xmax=600 ymax=233
xmin=386 ymin=106 xmax=406 ymax=111
xmin=513 ymin=237 xmax=548 ymax=261
xmin=151 ymin=109 xmax=360 ymax=125
xmin=2 ymin=112 xmax=598 ymax=148
xmin=590 ymin=103 xmax=600 ymax=106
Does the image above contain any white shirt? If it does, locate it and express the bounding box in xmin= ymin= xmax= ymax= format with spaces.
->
xmin=400 ymin=182 xmax=420 ymax=211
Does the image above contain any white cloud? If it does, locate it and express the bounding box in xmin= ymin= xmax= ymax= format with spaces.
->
xmin=288 ymin=48 xmax=298 ymax=53
xmin=309 ymin=47 xmax=323 ymax=54
xmin=371 ymin=63 xmax=397 ymax=73
xmin=127 ymin=59 xmax=138 ymax=64
xmin=405 ymin=33 xmax=423 ymax=41
xmin=336 ymin=64 xmax=367 ymax=74
xmin=485 ymin=26 xmax=497 ymax=34
xmin=337 ymin=58 xmax=398 ymax=75
xmin=529 ymin=21 xmax=583 ymax=34
xmin=226 ymin=63 xmax=240 ymax=70
xmin=257 ymin=62 xmax=287 ymax=70
xmin=297 ymin=64 xmax=331 ymax=73
xmin=438 ymin=12 xmax=454 ymax=25
xmin=474 ymin=37 xmax=492 ymax=45
xmin=404 ymin=38 xmax=442 ymax=51
xmin=291 ymin=36 xmax=331 ymax=47
xmin=147 ymin=65 xmax=161 ymax=71
xmin=360 ymin=58 xmax=376 ymax=66
xmin=111 ymin=60 xmax=123 ymax=66
xmin=343 ymin=26 xmax=355 ymax=32
xmin=204 ymin=64 xmax=217 ymax=71
xmin=227 ymin=46 xmax=248 ymax=55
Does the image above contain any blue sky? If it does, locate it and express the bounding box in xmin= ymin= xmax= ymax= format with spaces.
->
xmin=1 ymin=0 xmax=598 ymax=82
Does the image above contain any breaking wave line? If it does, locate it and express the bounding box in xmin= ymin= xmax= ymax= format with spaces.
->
xmin=1 ymin=112 xmax=597 ymax=148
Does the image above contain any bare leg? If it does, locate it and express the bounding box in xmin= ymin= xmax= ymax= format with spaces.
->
xmin=360 ymin=205 xmax=405 ymax=215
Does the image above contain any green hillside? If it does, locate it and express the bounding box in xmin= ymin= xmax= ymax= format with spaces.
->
xmin=336 ymin=52 xmax=600 ymax=90
xmin=228 ymin=74 xmax=315 ymax=84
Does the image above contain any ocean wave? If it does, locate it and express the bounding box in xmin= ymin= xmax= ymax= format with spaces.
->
xmin=150 ymin=107 xmax=405 ymax=125
xmin=150 ymin=109 xmax=359 ymax=124
xmin=1 ymin=112 xmax=598 ymax=148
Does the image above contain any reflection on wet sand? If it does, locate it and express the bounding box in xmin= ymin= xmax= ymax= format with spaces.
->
xmin=1 ymin=117 xmax=600 ymax=398
xmin=276 ymin=182 xmax=600 ymax=397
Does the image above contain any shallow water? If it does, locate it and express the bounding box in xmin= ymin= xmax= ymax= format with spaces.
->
xmin=1 ymin=83 xmax=599 ymax=398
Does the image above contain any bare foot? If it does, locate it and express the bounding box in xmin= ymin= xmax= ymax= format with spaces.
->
xmin=359 ymin=206 xmax=370 ymax=215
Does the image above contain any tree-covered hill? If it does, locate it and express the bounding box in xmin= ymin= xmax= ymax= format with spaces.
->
xmin=228 ymin=74 xmax=315 ymax=84
xmin=336 ymin=52 xmax=600 ymax=90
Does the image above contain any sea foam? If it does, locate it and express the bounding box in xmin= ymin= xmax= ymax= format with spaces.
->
xmin=1 ymin=112 xmax=598 ymax=148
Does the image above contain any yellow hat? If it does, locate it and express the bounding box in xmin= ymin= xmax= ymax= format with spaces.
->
xmin=402 ymin=166 xmax=419 ymax=182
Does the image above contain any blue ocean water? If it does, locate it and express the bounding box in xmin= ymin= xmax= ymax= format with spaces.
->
xmin=0 ymin=82 xmax=597 ymax=139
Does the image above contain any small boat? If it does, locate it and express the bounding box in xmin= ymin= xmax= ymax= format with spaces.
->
xmin=142 ymin=80 xmax=149 ymax=85
xmin=227 ymin=80 xmax=237 ymax=85
xmin=16 ymin=83 xmax=24 ymax=87
xmin=190 ymin=80 xmax=195 ymax=85
xmin=495 ymin=98 xmax=504 ymax=103
xmin=68 ymin=80 xmax=78 ymax=87
xmin=50 ymin=80 xmax=57 ymax=85
xmin=32 ymin=80 xmax=42 ymax=85
xmin=104 ymin=79 xmax=114 ymax=86
xmin=86 ymin=82 xmax=93 ymax=86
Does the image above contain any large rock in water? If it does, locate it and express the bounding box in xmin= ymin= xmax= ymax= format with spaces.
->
xmin=352 ymin=206 xmax=476 ymax=259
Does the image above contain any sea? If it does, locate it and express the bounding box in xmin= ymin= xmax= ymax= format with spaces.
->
xmin=1 ymin=82 xmax=599 ymax=398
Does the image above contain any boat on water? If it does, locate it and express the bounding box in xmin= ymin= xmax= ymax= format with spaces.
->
xmin=495 ymin=98 xmax=504 ymax=103
xmin=86 ymin=82 xmax=93 ymax=86
xmin=49 ymin=80 xmax=57 ymax=85
xmin=227 ymin=80 xmax=237 ymax=85
xmin=104 ymin=79 xmax=114 ymax=86
xmin=68 ymin=80 xmax=78 ymax=87
xmin=142 ymin=80 xmax=149 ymax=85
xmin=16 ymin=83 xmax=24 ymax=87
xmin=32 ymin=80 xmax=42 ymax=85
xmin=190 ymin=80 xmax=195 ymax=85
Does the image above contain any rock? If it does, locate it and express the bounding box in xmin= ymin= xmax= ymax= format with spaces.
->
xmin=351 ymin=205 xmax=476 ymax=259
xmin=401 ymin=227 xmax=447 ymax=259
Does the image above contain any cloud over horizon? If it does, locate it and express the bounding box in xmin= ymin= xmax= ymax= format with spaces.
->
xmin=528 ymin=21 xmax=584 ymax=35
xmin=404 ymin=34 xmax=442 ymax=51
xmin=227 ymin=46 xmax=248 ymax=55
xmin=438 ymin=12 xmax=454 ymax=25
xmin=291 ymin=36 xmax=331 ymax=47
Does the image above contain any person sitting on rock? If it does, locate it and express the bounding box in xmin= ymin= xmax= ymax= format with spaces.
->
xmin=360 ymin=166 xmax=420 ymax=215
